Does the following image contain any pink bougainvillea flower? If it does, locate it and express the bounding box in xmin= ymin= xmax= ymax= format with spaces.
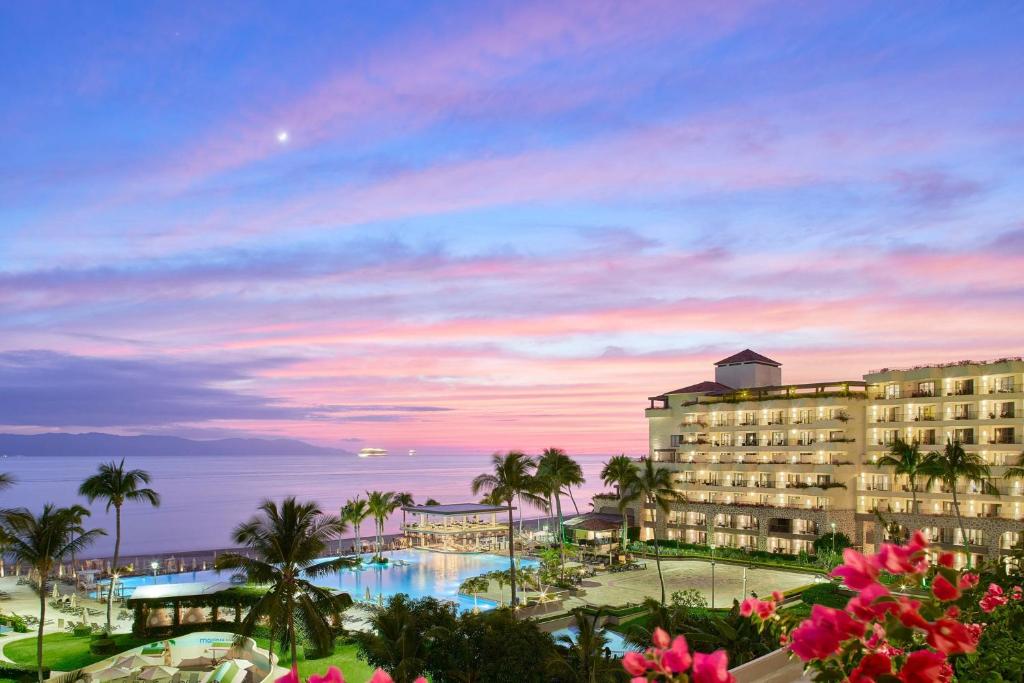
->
xmin=652 ymin=626 xmax=671 ymax=649
xmin=771 ymin=591 xmax=784 ymax=603
xmin=832 ymin=548 xmax=880 ymax=590
xmin=622 ymin=651 xmax=650 ymax=677
xmin=691 ymin=650 xmax=734 ymax=683
xmin=937 ymin=552 xmax=955 ymax=568
xmin=1012 ymin=585 xmax=1023 ymax=600
xmin=308 ymin=667 xmax=345 ymax=683
xmin=980 ymin=583 xmax=1008 ymax=613
xmin=659 ymin=635 xmax=692 ymax=674
xmin=873 ymin=542 xmax=927 ymax=575
xmin=788 ymin=605 xmax=865 ymax=661
xmin=276 ymin=668 xmax=300 ymax=683
xmin=927 ymin=617 xmax=980 ymax=655
xmin=892 ymin=597 xmax=930 ymax=630
xmin=740 ymin=596 xmax=777 ymax=620
xmin=849 ymin=652 xmax=892 ymax=683
xmin=959 ymin=572 xmax=979 ymax=590
xmin=931 ymin=574 xmax=960 ymax=601
xmin=898 ymin=649 xmax=952 ymax=683
xmin=846 ymin=583 xmax=891 ymax=621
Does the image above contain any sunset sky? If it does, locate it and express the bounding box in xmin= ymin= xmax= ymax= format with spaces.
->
xmin=2 ymin=2 xmax=1023 ymax=454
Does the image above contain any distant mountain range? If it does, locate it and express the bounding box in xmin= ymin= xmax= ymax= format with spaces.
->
xmin=0 ymin=432 xmax=350 ymax=457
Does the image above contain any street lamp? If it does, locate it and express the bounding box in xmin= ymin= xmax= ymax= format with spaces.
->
xmin=742 ymin=565 xmax=748 ymax=598
xmin=710 ymin=543 xmax=716 ymax=609
xmin=150 ymin=561 xmax=159 ymax=578
xmin=831 ymin=522 xmax=837 ymax=555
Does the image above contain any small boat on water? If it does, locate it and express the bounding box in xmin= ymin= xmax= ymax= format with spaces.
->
xmin=408 ymin=449 xmax=416 ymax=456
xmin=358 ymin=447 xmax=387 ymax=458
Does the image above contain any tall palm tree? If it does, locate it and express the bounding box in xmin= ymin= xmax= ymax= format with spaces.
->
xmin=537 ymin=449 xmax=585 ymax=578
xmin=876 ymin=438 xmax=926 ymax=514
xmin=394 ymin=492 xmax=415 ymax=531
xmin=214 ymin=498 xmax=355 ymax=671
xmin=1 ymin=505 xmax=105 ymax=683
xmin=471 ymin=451 xmax=543 ymax=606
xmin=343 ymin=497 xmax=371 ymax=554
xmin=602 ymin=455 xmax=639 ymax=551
xmin=366 ymin=491 xmax=397 ymax=560
xmin=78 ymin=459 xmax=160 ymax=631
xmin=623 ymin=458 xmax=683 ymax=605
xmin=924 ymin=439 xmax=995 ymax=568
xmin=64 ymin=504 xmax=92 ymax=579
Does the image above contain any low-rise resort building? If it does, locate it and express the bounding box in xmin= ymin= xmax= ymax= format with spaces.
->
xmin=593 ymin=350 xmax=1024 ymax=569
xmin=400 ymin=502 xmax=512 ymax=552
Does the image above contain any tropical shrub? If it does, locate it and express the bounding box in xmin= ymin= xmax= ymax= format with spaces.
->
xmin=0 ymin=613 xmax=29 ymax=633
xmin=811 ymin=532 xmax=851 ymax=556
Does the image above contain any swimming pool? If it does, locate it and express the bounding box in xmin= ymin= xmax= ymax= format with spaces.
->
xmin=550 ymin=626 xmax=637 ymax=657
xmin=100 ymin=549 xmax=537 ymax=613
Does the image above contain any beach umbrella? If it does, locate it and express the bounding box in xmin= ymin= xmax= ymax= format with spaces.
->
xmin=115 ymin=655 xmax=153 ymax=670
xmin=228 ymin=660 xmax=253 ymax=670
xmin=89 ymin=667 xmax=132 ymax=683
xmin=364 ymin=587 xmax=371 ymax=601
xmin=70 ymin=593 xmax=78 ymax=609
xmin=51 ymin=584 xmax=60 ymax=599
xmin=137 ymin=666 xmax=179 ymax=681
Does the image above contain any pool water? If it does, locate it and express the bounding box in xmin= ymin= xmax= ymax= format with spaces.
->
xmin=550 ymin=626 xmax=637 ymax=657
xmin=101 ymin=549 xmax=536 ymax=613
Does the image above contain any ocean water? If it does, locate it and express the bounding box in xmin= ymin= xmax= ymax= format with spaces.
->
xmin=0 ymin=452 xmax=610 ymax=556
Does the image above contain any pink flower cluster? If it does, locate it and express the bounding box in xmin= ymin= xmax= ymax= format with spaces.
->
xmin=979 ymin=582 xmax=1023 ymax=613
xmin=621 ymin=627 xmax=734 ymax=683
xmin=276 ymin=666 xmax=425 ymax=683
xmin=742 ymin=531 xmax=1017 ymax=682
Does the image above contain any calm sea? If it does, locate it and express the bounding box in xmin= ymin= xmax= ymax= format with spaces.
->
xmin=0 ymin=452 xmax=611 ymax=557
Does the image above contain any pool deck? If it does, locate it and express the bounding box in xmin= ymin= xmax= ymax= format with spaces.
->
xmin=475 ymin=557 xmax=818 ymax=610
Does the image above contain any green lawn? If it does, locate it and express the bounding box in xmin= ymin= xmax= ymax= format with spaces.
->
xmin=255 ymin=639 xmax=374 ymax=682
xmin=2 ymin=633 xmax=374 ymax=682
xmin=3 ymin=632 xmax=150 ymax=671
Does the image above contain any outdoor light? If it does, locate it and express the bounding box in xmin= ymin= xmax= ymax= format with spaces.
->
xmin=151 ymin=561 xmax=159 ymax=577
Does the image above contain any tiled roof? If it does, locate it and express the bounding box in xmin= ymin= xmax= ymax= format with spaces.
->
xmin=651 ymin=380 xmax=733 ymax=399
xmin=564 ymin=512 xmax=633 ymax=531
xmin=714 ymin=349 xmax=781 ymax=367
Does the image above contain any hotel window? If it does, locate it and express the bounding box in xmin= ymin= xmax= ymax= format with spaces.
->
xmin=993 ymin=427 xmax=1016 ymax=445
xmin=915 ymin=381 xmax=935 ymax=397
xmin=740 ymin=412 xmax=757 ymax=426
xmin=828 ymin=408 xmax=849 ymax=421
xmin=913 ymin=429 xmax=936 ymax=446
xmin=954 ymin=379 xmax=975 ymax=396
xmin=950 ymin=403 xmax=975 ymax=420
xmin=795 ymin=409 xmax=814 ymax=424
xmin=884 ymin=383 xmax=900 ymax=399
xmin=828 ymin=430 xmax=845 ymax=442
xmin=881 ymin=429 xmax=899 ymax=446
xmin=997 ymin=402 xmax=1015 ymax=419
xmin=915 ymin=405 xmax=936 ymax=421
xmin=953 ymin=428 xmax=975 ymax=444
xmin=770 ymin=431 xmax=786 ymax=446
xmin=798 ymin=431 xmax=815 ymax=445
xmin=995 ymin=376 xmax=1016 ymax=393
xmin=768 ymin=410 xmax=785 ymax=425
xmin=741 ymin=432 xmax=757 ymax=446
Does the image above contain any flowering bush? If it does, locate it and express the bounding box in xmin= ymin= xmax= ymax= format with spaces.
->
xmin=741 ymin=531 xmax=1021 ymax=682
xmin=622 ymin=627 xmax=734 ymax=682
xmin=275 ymin=665 xmax=425 ymax=683
xmin=624 ymin=532 xmax=1022 ymax=682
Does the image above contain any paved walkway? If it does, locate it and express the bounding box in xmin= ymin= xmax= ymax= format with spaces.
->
xmin=475 ymin=558 xmax=818 ymax=609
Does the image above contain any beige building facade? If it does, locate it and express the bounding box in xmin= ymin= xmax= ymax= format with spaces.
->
xmin=601 ymin=350 xmax=1024 ymax=568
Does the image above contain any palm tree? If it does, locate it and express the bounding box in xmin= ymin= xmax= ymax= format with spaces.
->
xmin=343 ymin=498 xmax=371 ymax=554
xmin=547 ymin=609 xmax=624 ymax=683
xmin=1 ymin=505 xmax=105 ymax=683
xmin=0 ymin=473 xmax=13 ymax=491
xmin=601 ymin=455 xmax=639 ymax=551
xmin=924 ymin=439 xmax=995 ymax=568
xmin=78 ymin=459 xmax=160 ymax=631
xmin=1004 ymin=452 xmax=1024 ymax=481
xmin=471 ymin=451 xmax=543 ymax=606
xmin=366 ymin=491 xmax=397 ymax=560
xmin=64 ymin=504 xmax=92 ymax=579
xmin=623 ymin=458 xmax=684 ymax=605
xmin=394 ymin=492 xmax=415 ymax=531
xmin=214 ymin=497 xmax=355 ymax=671
xmin=459 ymin=575 xmax=490 ymax=612
xmin=876 ymin=438 xmax=926 ymax=514
xmin=537 ymin=449 xmax=585 ymax=578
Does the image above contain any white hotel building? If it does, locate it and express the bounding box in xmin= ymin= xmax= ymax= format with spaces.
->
xmin=599 ymin=350 xmax=1024 ymax=567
